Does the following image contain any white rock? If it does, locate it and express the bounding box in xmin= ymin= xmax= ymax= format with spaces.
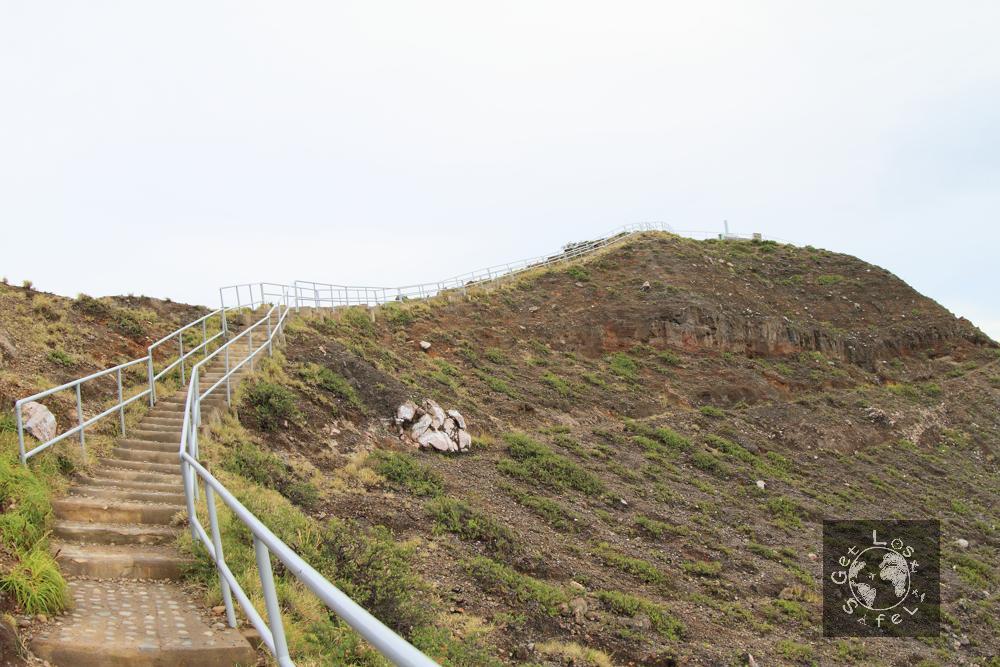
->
xmin=458 ymin=430 xmax=472 ymax=451
xmin=443 ymin=418 xmax=458 ymax=438
xmin=641 ymin=280 xmax=651 ymax=291
xmin=21 ymin=401 xmax=56 ymax=443
xmin=956 ymin=538 xmax=970 ymax=549
xmin=755 ymin=480 xmax=766 ymax=490
xmin=418 ymin=430 xmax=453 ymax=452
xmin=446 ymin=409 xmax=466 ymax=430
xmin=395 ymin=401 xmax=418 ymax=424
xmin=410 ymin=414 xmax=433 ymax=440
xmin=423 ymin=399 xmax=447 ymax=429
xmin=419 ymin=340 xmax=432 ymax=351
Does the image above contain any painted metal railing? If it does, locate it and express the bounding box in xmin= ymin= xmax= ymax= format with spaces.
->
xmin=177 ymin=287 xmax=439 ymax=667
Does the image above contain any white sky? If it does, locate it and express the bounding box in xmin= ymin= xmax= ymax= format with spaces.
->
xmin=1 ymin=2 xmax=997 ymax=339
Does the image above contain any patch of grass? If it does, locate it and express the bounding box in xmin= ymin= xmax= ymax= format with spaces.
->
xmin=657 ymin=350 xmax=681 ymax=366
xmin=220 ymin=438 xmax=319 ymax=509
xmin=502 ymin=484 xmax=579 ymax=532
xmin=239 ymin=380 xmax=301 ymax=430
xmin=594 ymin=543 xmax=665 ymax=584
xmin=380 ymin=302 xmax=414 ymax=327
xmin=535 ymin=641 xmax=610 ymax=667
xmin=705 ymin=434 xmax=756 ymax=463
xmin=766 ymin=495 xmax=803 ymax=530
xmin=111 ymin=309 xmax=145 ymax=338
xmin=699 ymin=405 xmax=725 ymax=418
xmin=475 ymin=370 xmax=518 ymax=398
xmin=465 ymin=556 xmax=567 ymax=615
xmin=498 ymin=433 xmax=604 ymax=496
xmin=776 ymin=639 xmax=815 ymax=664
xmin=635 ymin=516 xmax=688 ymax=539
xmin=45 ymin=348 xmax=75 ymax=367
xmin=340 ymin=307 xmax=376 ymax=336
xmin=770 ymin=598 xmax=811 ymax=623
xmin=72 ymin=293 xmax=111 ymax=318
xmin=541 ymin=372 xmax=573 ymax=397
xmin=597 ymin=590 xmax=684 ymax=640
xmin=370 ymin=450 xmax=444 ymax=497
xmin=607 ymin=352 xmax=640 ymax=381
xmin=581 ymin=372 xmax=606 ymax=388
xmin=298 ymin=362 xmax=363 ymax=410
xmin=816 ymin=274 xmax=844 ymax=285
xmin=427 ymin=496 xmax=521 ymax=557
xmin=950 ymin=552 xmax=992 ymax=588
xmin=690 ymin=449 xmax=727 ymax=476
xmin=624 ymin=421 xmax=692 ymax=452
xmin=682 ymin=560 xmax=722 ymax=578
xmin=484 ymin=347 xmax=508 ymax=364
xmin=0 ymin=547 xmax=69 ymax=615
xmin=565 ymin=265 xmax=590 ymax=282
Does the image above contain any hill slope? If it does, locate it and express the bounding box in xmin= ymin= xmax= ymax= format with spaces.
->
xmin=193 ymin=234 xmax=998 ymax=665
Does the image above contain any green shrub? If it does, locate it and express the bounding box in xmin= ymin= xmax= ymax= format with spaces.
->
xmin=484 ymin=347 xmax=508 ymax=364
xmin=597 ymin=590 xmax=684 ymax=640
xmin=240 ymin=380 xmax=301 ymax=430
xmin=502 ymin=484 xmax=578 ymax=532
xmin=594 ymin=543 xmax=664 ymax=584
xmin=220 ymin=439 xmax=318 ymax=508
xmin=0 ymin=547 xmax=69 ymax=614
xmin=380 ymin=303 xmax=414 ymax=327
xmin=816 ymin=274 xmax=844 ymax=285
xmin=634 ymin=516 xmax=688 ymax=539
xmin=475 ymin=370 xmax=518 ymax=398
xmin=607 ymin=352 xmax=639 ymax=381
xmin=542 ymin=372 xmax=573 ymax=397
xmin=776 ymin=639 xmax=814 ymax=663
xmin=72 ymin=293 xmax=111 ymax=318
xmin=657 ymin=350 xmax=681 ymax=366
xmin=46 ymin=348 xmax=75 ymax=367
xmin=566 ymin=265 xmax=590 ymax=282
xmin=298 ymin=362 xmax=363 ymax=410
xmin=690 ymin=450 xmax=727 ymax=475
xmin=705 ymin=434 xmax=756 ymax=463
xmin=682 ymin=560 xmax=722 ymax=578
xmin=465 ymin=557 xmax=567 ymax=615
xmin=427 ymin=496 xmax=521 ymax=557
xmin=498 ymin=433 xmax=604 ymax=496
xmin=766 ymin=495 xmax=803 ymax=529
xmin=370 ymin=450 xmax=443 ymax=497
xmin=699 ymin=405 xmax=725 ymax=418
xmin=111 ymin=309 xmax=145 ymax=338
xmin=340 ymin=308 xmax=375 ymax=336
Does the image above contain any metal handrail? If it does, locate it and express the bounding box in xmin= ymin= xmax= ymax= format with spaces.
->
xmin=178 ymin=287 xmax=439 ymax=667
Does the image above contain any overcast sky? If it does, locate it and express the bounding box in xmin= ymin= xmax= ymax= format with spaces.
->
xmin=1 ymin=2 xmax=997 ymax=339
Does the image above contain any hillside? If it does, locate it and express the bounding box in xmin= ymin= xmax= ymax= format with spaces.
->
xmin=192 ymin=233 xmax=1000 ymax=666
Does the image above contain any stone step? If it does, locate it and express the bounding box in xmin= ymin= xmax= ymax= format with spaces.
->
xmin=86 ymin=468 xmax=180 ymax=486
xmin=53 ymin=519 xmax=179 ymax=545
xmin=53 ymin=497 xmax=183 ymax=525
xmin=53 ymin=542 xmax=188 ymax=579
xmin=120 ymin=438 xmax=178 ymax=453
xmin=141 ymin=416 xmax=185 ymax=427
xmin=100 ymin=458 xmax=180 ymax=475
xmin=30 ymin=579 xmax=256 ymax=666
xmin=128 ymin=429 xmax=180 ymax=443
xmin=133 ymin=422 xmax=182 ymax=434
xmin=112 ymin=447 xmax=178 ymax=465
xmin=70 ymin=484 xmax=185 ymax=504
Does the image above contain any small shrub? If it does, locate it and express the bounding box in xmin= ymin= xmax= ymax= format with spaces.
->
xmin=699 ymin=405 xmax=725 ymax=418
xmin=542 ymin=372 xmax=573 ymax=397
xmin=766 ymin=495 xmax=803 ymax=529
xmin=298 ymin=362 xmax=363 ymax=410
xmin=502 ymin=484 xmax=578 ymax=532
xmin=776 ymin=639 xmax=814 ymax=663
xmin=594 ymin=543 xmax=665 ymax=584
xmin=0 ymin=547 xmax=69 ymax=614
xmin=690 ymin=450 xmax=727 ymax=475
xmin=682 ymin=560 xmax=722 ymax=578
xmin=465 ymin=556 xmax=567 ymax=615
xmin=635 ymin=516 xmax=687 ymax=539
xmin=240 ymin=380 xmax=301 ymax=430
xmin=597 ymin=590 xmax=684 ymax=640
xmin=581 ymin=372 xmax=606 ymax=388
xmin=220 ymin=439 xmax=318 ymax=508
xmin=607 ymin=352 xmax=640 ymax=381
xmin=380 ymin=303 xmax=414 ymax=327
xmin=340 ymin=308 xmax=376 ymax=336
xmin=705 ymin=434 xmax=756 ymax=463
xmin=566 ymin=265 xmax=590 ymax=282
xmin=21 ymin=280 xmax=32 ymax=290
xmin=484 ymin=347 xmax=508 ymax=364
xmin=111 ymin=309 xmax=145 ymax=338
xmin=46 ymin=348 xmax=75 ymax=367
xmin=498 ymin=433 xmax=604 ymax=496
xmin=816 ymin=274 xmax=844 ymax=285
xmin=72 ymin=294 xmax=111 ymax=318
xmin=657 ymin=350 xmax=681 ymax=366
xmin=427 ymin=496 xmax=521 ymax=556
xmin=370 ymin=450 xmax=443 ymax=497
xmin=475 ymin=370 xmax=518 ymax=398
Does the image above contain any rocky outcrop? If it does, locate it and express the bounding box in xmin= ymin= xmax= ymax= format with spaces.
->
xmin=395 ymin=399 xmax=471 ymax=453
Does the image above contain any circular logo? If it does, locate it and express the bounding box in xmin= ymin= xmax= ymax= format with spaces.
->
xmin=846 ymin=546 xmax=911 ymax=611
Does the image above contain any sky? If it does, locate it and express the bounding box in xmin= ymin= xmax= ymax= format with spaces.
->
xmin=1 ymin=2 xmax=997 ymax=339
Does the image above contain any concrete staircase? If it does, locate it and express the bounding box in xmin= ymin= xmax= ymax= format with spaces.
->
xmin=30 ymin=340 xmax=259 ymax=666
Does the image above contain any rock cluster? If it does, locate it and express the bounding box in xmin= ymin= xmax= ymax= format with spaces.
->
xmin=21 ymin=401 xmax=56 ymax=442
xmin=395 ymin=399 xmax=471 ymax=453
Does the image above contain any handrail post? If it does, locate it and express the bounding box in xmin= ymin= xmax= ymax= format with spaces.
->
xmin=225 ymin=345 xmax=232 ymax=405
xmin=266 ymin=309 xmax=273 ymax=355
xmin=249 ymin=329 xmax=255 ymax=372
xmin=254 ymin=538 xmax=292 ymax=665
xmin=206 ymin=486 xmax=237 ymax=628
xmin=179 ymin=336 xmax=185 ymax=384
xmin=221 ymin=307 xmax=228 ymax=340
xmin=202 ymin=319 xmax=208 ymax=361
xmin=16 ymin=402 xmax=26 ymax=466
xmin=185 ymin=459 xmax=198 ymax=541
xmin=117 ymin=367 xmax=126 ymax=437
xmin=75 ymin=384 xmax=86 ymax=457
xmin=147 ymin=353 xmax=156 ymax=406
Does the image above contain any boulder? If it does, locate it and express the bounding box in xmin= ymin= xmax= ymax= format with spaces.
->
xmin=21 ymin=401 xmax=56 ymax=442
xmin=458 ymin=430 xmax=472 ymax=451
xmin=410 ymin=414 xmax=433 ymax=440
xmin=418 ymin=430 xmax=453 ymax=452
xmin=443 ymin=418 xmax=458 ymax=438
xmin=424 ymin=400 xmax=447 ymax=429
xmin=419 ymin=340 xmax=432 ymax=351
xmin=395 ymin=401 xmax=418 ymax=424
xmin=447 ymin=409 xmax=466 ymax=430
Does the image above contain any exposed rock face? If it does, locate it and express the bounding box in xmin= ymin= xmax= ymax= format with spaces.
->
xmin=395 ymin=400 xmax=471 ymax=453
xmin=21 ymin=401 xmax=57 ymax=442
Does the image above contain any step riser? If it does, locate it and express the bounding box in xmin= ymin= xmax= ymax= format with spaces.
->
xmin=120 ymin=440 xmax=178 ymax=453
xmin=113 ymin=448 xmax=177 ymax=464
xmin=71 ymin=487 xmax=185 ymax=504
xmin=30 ymin=641 xmax=256 ymax=667
xmin=128 ymin=431 xmax=181 ymax=443
xmin=53 ymin=500 xmax=181 ymax=525
xmin=101 ymin=459 xmax=181 ymax=475
xmin=56 ymin=553 xmax=185 ymax=580
xmin=87 ymin=470 xmax=179 ymax=485
xmin=53 ymin=523 xmax=178 ymax=546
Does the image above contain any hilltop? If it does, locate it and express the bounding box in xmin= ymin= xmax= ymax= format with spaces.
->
xmin=190 ymin=233 xmax=999 ymax=665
